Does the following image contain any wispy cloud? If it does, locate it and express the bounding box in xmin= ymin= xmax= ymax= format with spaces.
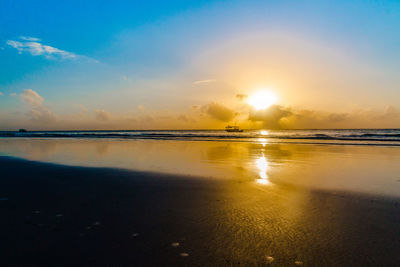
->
xmin=236 ymin=94 xmax=248 ymax=100
xmin=193 ymin=79 xmax=217 ymax=85
xmin=6 ymin=36 xmax=97 ymax=62
xmin=177 ymin=114 xmax=196 ymax=123
xmin=94 ymin=109 xmax=111 ymax=121
xmin=19 ymin=36 xmax=41 ymax=41
xmin=0 ymin=92 xmax=3 ymax=96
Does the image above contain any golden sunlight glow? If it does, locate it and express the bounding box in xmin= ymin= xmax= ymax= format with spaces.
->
xmin=247 ymin=90 xmax=277 ymax=110
xmin=255 ymin=154 xmax=270 ymax=184
xmin=260 ymin=130 xmax=269 ymax=136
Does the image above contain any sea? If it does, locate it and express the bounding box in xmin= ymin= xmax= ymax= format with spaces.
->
xmin=1 ymin=129 xmax=400 ymax=146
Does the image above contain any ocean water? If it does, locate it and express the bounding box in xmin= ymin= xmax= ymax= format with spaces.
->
xmin=1 ymin=129 xmax=400 ymax=197
xmin=1 ymin=129 xmax=400 ymax=145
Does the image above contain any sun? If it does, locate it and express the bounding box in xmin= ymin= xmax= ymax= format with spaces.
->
xmin=247 ymin=90 xmax=277 ymax=110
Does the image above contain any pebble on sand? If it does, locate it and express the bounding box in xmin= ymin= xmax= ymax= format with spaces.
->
xmin=132 ymin=233 xmax=139 ymax=237
xmin=93 ymin=221 xmax=101 ymax=226
xmin=86 ymin=226 xmax=92 ymax=230
xmin=295 ymin=260 xmax=303 ymax=266
xmin=33 ymin=210 xmax=41 ymax=214
xmin=56 ymin=214 xmax=63 ymax=217
xmin=171 ymin=242 xmax=180 ymax=247
xmin=180 ymin=253 xmax=189 ymax=257
xmin=265 ymin=256 xmax=274 ymax=263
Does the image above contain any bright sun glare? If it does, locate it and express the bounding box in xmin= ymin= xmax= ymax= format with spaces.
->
xmin=247 ymin=90 xmax=277 ymax=110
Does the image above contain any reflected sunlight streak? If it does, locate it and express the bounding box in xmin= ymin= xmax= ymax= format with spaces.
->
xmin=257 ymin=138 xmax=268 ymax=147
xmin=256 ymin=154 xmax=270 ymax=185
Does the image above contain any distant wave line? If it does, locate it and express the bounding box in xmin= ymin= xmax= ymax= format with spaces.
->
xmin=0 ymin=130 xmax=400 ymax=144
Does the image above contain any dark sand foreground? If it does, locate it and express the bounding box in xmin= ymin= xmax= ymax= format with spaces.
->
xmin=0 ymin=156 xmax=399 ymax=266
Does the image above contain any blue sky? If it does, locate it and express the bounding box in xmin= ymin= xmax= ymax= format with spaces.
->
xmin=1 ymin=0 xmax=400 ymax=129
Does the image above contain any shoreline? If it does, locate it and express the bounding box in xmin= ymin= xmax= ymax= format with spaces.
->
xmin=2 ymin=137 xmax=400 ymax=148
xmin=1 ymin=156 xmax=400 ymax=266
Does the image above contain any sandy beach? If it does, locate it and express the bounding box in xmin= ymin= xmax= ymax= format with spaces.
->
xmin=2 ymin=0 xmax=400 ymax=265
xmin=1 ymin=155 xmax=399 ymax=266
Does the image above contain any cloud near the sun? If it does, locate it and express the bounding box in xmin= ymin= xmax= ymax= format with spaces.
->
xmin=248 ymin=105 xmax=292 ymax=129
xmin=2 ymin=89 xmax=400 ymax=130
xmin=246 ymin=104 xmax=400 ymax=129
xmin=201 ymin=102 xmax=237 ymax=122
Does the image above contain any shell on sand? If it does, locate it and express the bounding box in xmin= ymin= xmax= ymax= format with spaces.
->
xmin=180 ymin=253 xmax=189 ymax=257
xmin=265 ymin=256 xmax=274 ymax=263
xmin=171 ymin=242 xmax=180 ymax=247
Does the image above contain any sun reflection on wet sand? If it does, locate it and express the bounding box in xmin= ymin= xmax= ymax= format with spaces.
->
xmin=1 ymin=138 xmax=400 ymax=196
xmin=255 ymin=154 xmax=270 ymax=185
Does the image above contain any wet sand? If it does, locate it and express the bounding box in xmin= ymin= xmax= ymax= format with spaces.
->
xmin=0 ymin=156 xmax=399 ymax=266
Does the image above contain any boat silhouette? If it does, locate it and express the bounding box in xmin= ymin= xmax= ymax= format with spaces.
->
xmin=225 ymin=125 xmax=243 ymax=132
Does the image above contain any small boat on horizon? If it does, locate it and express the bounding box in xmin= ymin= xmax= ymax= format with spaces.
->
xmin=225 ymin=125 xmax=244 ymax=132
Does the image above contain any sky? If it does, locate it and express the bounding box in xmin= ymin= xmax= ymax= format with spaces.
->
xmin=0 ymin=0 xmax=399 ymax=130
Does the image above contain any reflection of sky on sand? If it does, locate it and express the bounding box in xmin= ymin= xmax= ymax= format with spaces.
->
xmin=1 ymin=138 xmax=400 ymax=197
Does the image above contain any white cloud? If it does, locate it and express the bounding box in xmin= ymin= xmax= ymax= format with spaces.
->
xmin=20 ymin=89 xmax=43 ymax=106
xmin=10 ymin=93 xmax=17 ymax=97
xmin=26 ymin=107 xmax=57 ymax=123
xmin=6 ymin=36 xmax=80 ymax=60
xmin=193 ymin=79 xmax=217 ymax=84
xmin=19 ymin=89 xmax=57 ymax=123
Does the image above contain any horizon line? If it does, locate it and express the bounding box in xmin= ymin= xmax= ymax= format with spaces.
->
xmin=1 ymin=128 xmax=400 ymax=132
